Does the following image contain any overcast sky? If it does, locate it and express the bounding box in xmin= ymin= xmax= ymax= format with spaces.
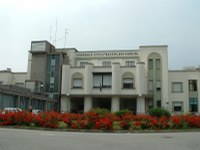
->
xmin=0 ymin=0 xmax=200 ymax=72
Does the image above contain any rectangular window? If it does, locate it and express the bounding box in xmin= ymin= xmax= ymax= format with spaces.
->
xmin=15 ymin=82 xmax=24 ymax=87
xmin=125 ymin=61 xmax=135 ymax=67
xmin=148 ymin=80 xmax=153 ymax=92
xmin=172 ymin=102 xmax=183 ymax=112
xmin=148 ymin=59 xmax=153 ymax=69
xmin=50 ymin=77 xmax=54 ymax=84
xmin=51 ymin=59 xmax=56 ymax=66
xmin=189 ymin=80 xmax=197 ymax=91
xmin=189 ymin=98 xmax=198 ymax=112
xmin=93 ymin=73 xmax=112 ymax=88
xmin=102 ymin=74 xmax=112 ymax=87
xmin=123 ymin=78 xmax=134 ymax=89
xmin=156 ymin=80 xmax=161 ymax=91
xmin=156 ymin=59 xmax=160 ymax=69
xmin=50 ymin=66 xmax=55 ymax=72
xmin=80 ymin=62 xmax=88 ymax=67
xmin=50 ymin=72 xmax=54 ymax=77
xmin=73 ymin=78 xmax=82 ymax=88
xmin=157 ymin=100 xmax=161 ymax=108
xmin=93 ymin=74 xmax=102 ymax=88
xmin=102 ymin=61 xmax=111 ymax=67
xmin=172 ymin=82 xmax=183 ymax=93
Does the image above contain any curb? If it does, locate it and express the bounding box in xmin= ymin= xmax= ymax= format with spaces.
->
xmin=1 ymin=126 xmax=200 ymax=133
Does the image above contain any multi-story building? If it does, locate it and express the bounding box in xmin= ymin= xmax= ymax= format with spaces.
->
xmin=0 ymin=68 xmax=58 ymax=111
xmin=169 ymin=68 xmax=200 ymax=114
xmin=25 ymin=40 xmax=200 ymax=114
xmin=60 ymin=45 xmax=169 ymax=114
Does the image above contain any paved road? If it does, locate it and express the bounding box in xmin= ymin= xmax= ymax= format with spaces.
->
xmin=0 ymin=128 xmax=200 ymax=150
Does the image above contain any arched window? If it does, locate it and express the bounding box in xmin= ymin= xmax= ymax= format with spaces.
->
xmin=72 ymin=73 xmax=83 ymax=88
xmin=122 ymin=72 xmax=135 ymax=89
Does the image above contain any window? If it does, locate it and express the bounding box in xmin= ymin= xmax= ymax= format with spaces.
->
xmin=157 ymin=100 xmax=161 ymax=108
xmin=72 ymin=73 xmax=83 ymax=89
xmin=172 ymin=102 xmax=183 ymax=112
xmin=189 ymin=98 xmax=198 ymax=112
xmin=148 ymin=59 xmax=153 ymax=69
xmin=156 ymin=59 xmax=160 ymax=69
xmin=51 ymin=59 xmax=56 ymax=66
xmin=122 ymin=72 xmax=134 ymax=89
xmin=15 ymin=82 xmax=24 ymax=87
xmin=123 ymin=78 xmax=134 ymax=89
xmin=125 ymin=61 xmax=135 ymax=67
xmin=172 ymin=82 xmax=183 ymax=93
xmin=93 ymin=73 xmax=112 ymax=88
xmin=73 ymin=78 xmax=82 ymax=88
xmin=50 ymin=66 xmax=55 ymax=72
xmin=80 ymin=62 xmax=88 ymax=67
xmin=189 ymin=80 xmax=197 ymax=91
xmin=148 ymin=80 xmax=153 ymax=92
xmin=50 ymin=77 xmax=54 ymax=84
xmin=156 ymin=80 xmax=161 ymax=91
xmin=50 ymin=72 xmax=54 ymax=77
xmin=102 ymin=61 xmax=111 ymax=67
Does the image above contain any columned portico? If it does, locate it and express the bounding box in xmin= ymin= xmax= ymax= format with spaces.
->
xmin=84 ymin=96 xmax=92 ymax=112
xmin=137 ymin=96 xmax=145 ymax=114
xmin=61 ymin=96 xmax=70 ymax=112
xmin=111 ymin=96 xmax=120 ymax=112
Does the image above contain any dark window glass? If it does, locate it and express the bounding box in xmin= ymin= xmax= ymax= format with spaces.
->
xmin=189 ymin=80 xmax=197 ymax=91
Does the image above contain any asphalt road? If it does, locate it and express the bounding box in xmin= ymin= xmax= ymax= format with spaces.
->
xmin=0 ymin=128 xmax=200 ymax=150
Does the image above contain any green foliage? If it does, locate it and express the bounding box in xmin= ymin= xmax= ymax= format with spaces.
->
xmin=112 ymin=121 xmax=122 ymax=130
xmin=58 ymin=121 xmax=68 ymax=128
xmin=114 ymin=109 xmax=132 ymax=117
xmin=88 ymin=108 xmax=110 ymax=115
xmin=149 ymin=107 xmax=171 ymax=118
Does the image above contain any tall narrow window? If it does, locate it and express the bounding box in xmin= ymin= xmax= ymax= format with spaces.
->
xmin=189 ymin=98 xmax=198 ymax=112
xmin=156 ymin=80 xmax=161 ymax=91
xmin=189 ymin=80 xmax=197 ymax=91
xmin=148 ymin=59 xmax=153 ymax=69
xmin=148 ymin=80 xmax=153 ymax=92
xmin=156 ymin=59 xmax=160 ymax=69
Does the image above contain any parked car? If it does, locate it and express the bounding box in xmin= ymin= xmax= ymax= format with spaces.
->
xmin=32 ymin=109 xmax=42 ymax=115
xmin=3 ymin=107 xmax=22 ymax=113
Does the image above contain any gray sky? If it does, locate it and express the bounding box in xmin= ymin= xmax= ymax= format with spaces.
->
xmin=0 ymin=0 xmax=200 ymax=72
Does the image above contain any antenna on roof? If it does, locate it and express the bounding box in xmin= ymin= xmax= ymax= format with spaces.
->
xmin=49 ymin=25 xmax=52 ymax=42
xmin=64 ymin=28 xmax=68 ymax=48
xmin=54 ymin=13 xmax=58 ymax=47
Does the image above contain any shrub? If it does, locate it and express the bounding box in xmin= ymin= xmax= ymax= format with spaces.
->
xmin=149 ymin=107 xmax=171 ymax=118
xmin=88 ymin=108 xmax=110 ymax=115
xmin=115 ymin=109 xmax=132 ymax=117
xmin=58 ymin=121 xmax=68 ymax=128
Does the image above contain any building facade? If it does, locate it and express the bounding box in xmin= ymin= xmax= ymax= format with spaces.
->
xmin=60 ymin=45 xmax=169 ymax=114
xmin=169 ymin=69 xmax=200 ymax=114
xmin=0 ymin=68 xmax=58 ymax=111
xmin=2 ymin=40 xmax=198 ymax=114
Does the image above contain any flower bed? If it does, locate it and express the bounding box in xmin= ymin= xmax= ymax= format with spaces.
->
xmin=0 ymin=111 xmax=200 ymax=130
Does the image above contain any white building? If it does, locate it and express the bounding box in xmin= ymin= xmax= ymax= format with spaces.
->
xmin=2 ymin=40 xmax=199 ymax=114
xmin=60 ymin=45 xmax=170 ymax=114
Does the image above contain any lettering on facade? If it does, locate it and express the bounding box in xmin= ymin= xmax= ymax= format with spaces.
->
xmin=76 ymin=52 xmax=138 ymax=57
